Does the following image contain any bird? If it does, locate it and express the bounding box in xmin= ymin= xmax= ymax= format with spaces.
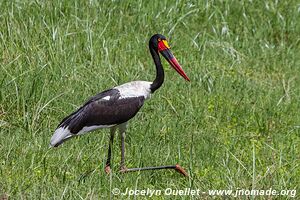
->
xmin=50 ymin=34 xmax=190 ymax=176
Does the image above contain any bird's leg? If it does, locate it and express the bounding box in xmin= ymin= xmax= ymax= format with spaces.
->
xmin=121 ymin=164 xmax=188 ymax=177
xmin=118 ymin=122 xmax=128 ymax=172
xmin=115 ymin=122 xmax=188 ymax=176
xmin=120 ymin=131 xmax=127 ymax=172
xmin=105 ymin=127 xmax=116 ymax=174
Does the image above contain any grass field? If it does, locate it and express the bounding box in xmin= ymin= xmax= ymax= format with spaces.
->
xmin=1 ymin=0 xmax=300 ymax=199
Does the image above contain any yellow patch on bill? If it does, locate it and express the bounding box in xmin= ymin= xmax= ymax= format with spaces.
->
xmin=162 ymin=40 xmax=170 ymax=48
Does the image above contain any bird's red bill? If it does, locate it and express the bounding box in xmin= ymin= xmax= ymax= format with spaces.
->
xmin=158 ymin=40 xmax=190 ymax=81
xmin=158 ymin=40 xmax=169 ymax=51
xmin=168 ymin=57 xmax=190 ymax=81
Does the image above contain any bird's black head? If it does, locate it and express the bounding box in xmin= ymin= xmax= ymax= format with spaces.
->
xmin=149 ymin=34 xmax=167 ymax=50
xmin=149 ymin=34 xmax=190 ymax=81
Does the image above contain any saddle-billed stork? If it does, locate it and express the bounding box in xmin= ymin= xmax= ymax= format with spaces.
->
xmin=50 ymin=34 xmax=190 ymax=176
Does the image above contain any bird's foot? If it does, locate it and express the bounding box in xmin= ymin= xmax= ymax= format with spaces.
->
xmin=175 ymin=164 xmax=189 ymax=177
xmin=105 ymin=165 xmax=111 ymax=174
xmin=120 ymin=166 xmax=128 ymax=173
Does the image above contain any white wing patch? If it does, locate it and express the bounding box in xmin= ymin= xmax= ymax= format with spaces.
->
xmin=115 ymin=81 xmax=152 ymax=100
xmin=102 ymin=96 xmax=111 ymax=100
xmin=50 ymin=125 xmax=115 ymax=147
xmin=50 ymin=127 xmax=72 ymax=147
xmin=77 ymin=124 xmax=115 ymax=135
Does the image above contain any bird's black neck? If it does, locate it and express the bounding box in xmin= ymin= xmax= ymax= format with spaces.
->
xmin=150 ymin=47 xmax=164 ymax=93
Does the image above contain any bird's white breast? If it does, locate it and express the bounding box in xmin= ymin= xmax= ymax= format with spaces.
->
xmin=114 ymin=81 xmax=152 ymax=99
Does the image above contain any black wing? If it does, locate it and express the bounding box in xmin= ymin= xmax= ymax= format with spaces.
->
xmin=57 ymin=89 xmax=145 ymax=134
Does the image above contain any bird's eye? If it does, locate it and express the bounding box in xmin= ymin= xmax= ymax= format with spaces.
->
xmin=158 ymin=38 xmax=161 ymax=42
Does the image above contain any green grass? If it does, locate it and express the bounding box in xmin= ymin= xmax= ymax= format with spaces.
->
xmin=1 ymin=0 xmax=300 ymax=199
